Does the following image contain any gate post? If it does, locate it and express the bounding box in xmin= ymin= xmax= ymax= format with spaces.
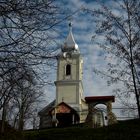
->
xmin=106 ymin=101 xmax=117 ymax=125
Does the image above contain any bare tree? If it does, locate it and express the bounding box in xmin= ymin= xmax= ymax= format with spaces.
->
xmin=84 ymin=0 xmax=140 ymax=117
xmin=0 ymin=0 xmax=59 ymax=67
xmin=0 ymin=0 xmax=60 ymax=132
xmin=14 ymin=82 xmax=43 ymax=130
xmin=0 ymin=61 xmax=41 ymax=131
xmin=0 ymin=61 xmax=19 ymax=132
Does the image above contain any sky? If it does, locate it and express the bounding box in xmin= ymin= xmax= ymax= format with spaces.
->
xmin=42 ymin=0 xmax=138 ymax=119
xmin=45 ymin=0 xmax=115 ymax=99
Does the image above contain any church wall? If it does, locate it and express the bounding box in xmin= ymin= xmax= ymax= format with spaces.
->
xmin=39 ymin=115 xmax=52 ymax=128
xmin=57 ymin=59 xmax=64 ymax=81
xmin=57 ymin=85 xmax=77 ymax=104
xmin=79 ymin=59 xmax=83 ymax=80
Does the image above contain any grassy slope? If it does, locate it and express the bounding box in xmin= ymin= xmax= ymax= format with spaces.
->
xmin=1 ymin=119 xmax=139 ymax=140
xmin=23 ymin=119 xmax=140 ymax=140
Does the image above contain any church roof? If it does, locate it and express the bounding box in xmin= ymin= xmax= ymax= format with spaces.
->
xmin=62 ymin=23 xmax=79 ymax=52
xmin=38 ymin=101 xmax=79 ymax=116
xmin=85 ymin=96 xmax=115 ymax=103
xmin=38 ymin=100 xmax=55 ymax=116
xmin=50 ymin=102 xmax=78 ymax=114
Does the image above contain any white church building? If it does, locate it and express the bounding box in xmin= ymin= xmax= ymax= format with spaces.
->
xmin=38 ymin=24 xmax=116 ymax=128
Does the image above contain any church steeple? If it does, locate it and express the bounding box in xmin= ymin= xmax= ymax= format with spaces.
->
xmin=55 ymin=23 xmax=85 ymax=114
xmin=62 ymin=23 xmax=79 ymax=52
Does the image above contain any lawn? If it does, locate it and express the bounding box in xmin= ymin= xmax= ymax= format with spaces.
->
xmin=23 ymin=119 xmax=140 ymax=140
xmin=1 ymin=119 xmax=140 ymax=140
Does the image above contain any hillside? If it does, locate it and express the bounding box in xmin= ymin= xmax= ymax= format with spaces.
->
xmin=23 ymin=119 xmax=140 ymax=140
xmin=1 ymin=119 xmax=140 ymax=140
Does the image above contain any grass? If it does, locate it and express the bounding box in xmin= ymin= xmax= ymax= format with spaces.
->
xmin=23 ymin=119 xmax=140 ymax=140
xmin=0 ymin=119 xmax=140 ymax=140
xmin=0 ymin=129 xmax=22 ymax=140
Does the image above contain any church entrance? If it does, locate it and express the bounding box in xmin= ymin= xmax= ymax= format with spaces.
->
xmin=56 ymin=112 xmax=79 ymax=127
xmin=52 ymin=102 xmax=80 ymax=127
xmin=56 ymin=113 xmax=72 ymax=127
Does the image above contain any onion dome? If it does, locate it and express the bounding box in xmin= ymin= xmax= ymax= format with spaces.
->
xmin=62 ymin=23 xmax=79 ymax=52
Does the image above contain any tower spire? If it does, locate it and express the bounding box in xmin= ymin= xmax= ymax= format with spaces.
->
xmin=62 ymin=22 xmax=79 ymax=52
xmin=69 ymin=22 xmax=72 ymax=31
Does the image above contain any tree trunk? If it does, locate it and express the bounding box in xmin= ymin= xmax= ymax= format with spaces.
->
xmin=1 ymin=102 xmax=7 ymax=133
xmin=130 ymin=58 xmax=140 ymax=118
xmin=129 ymin=39 xmax=140 ymax=118
xmin=127 ymin=3 xmax=140 ymax=118
xmin=18 ymin=107 xmax=24 ymax=131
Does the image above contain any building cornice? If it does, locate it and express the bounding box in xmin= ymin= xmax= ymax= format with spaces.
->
xmin=54 ymin=80 xmax=82 ymax=85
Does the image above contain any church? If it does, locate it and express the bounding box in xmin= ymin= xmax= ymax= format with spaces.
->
xmin=38 ymin=24 xmax=117 ymax=128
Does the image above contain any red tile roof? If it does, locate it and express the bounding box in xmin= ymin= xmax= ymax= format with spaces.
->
xmin=85 ymin=96 xmax=115 ymax=103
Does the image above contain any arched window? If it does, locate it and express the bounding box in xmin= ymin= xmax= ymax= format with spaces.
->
xmin=66 ymin=64 xmax=71 ymax=76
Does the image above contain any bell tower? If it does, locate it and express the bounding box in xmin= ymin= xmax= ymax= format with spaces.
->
xmin=55 ymin=23 xmax=84 ymax=112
